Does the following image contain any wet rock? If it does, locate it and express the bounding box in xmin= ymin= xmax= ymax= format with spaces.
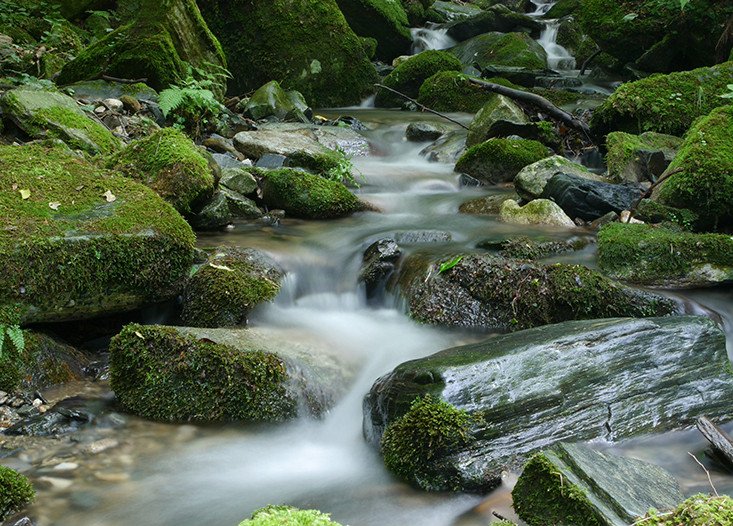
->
xmin=420 ymin=130 xmax=467 ymax=163
xmin=84 ymin=438 xmax=120 ymax=455
xmin=514 ymin=155 xmax=603 ymax=202
xmin=405 ymin=122 xmax=448 ymax=142
xmin=219 ymin=167 xmax=258 ymax=196
xmin=390 ymin=251 xmax=676 ymax=331
xmin=455 ymin=138 xmax=550 ymax=185
xmin=541 ymin=172 xmax=644 ymax=222
xmin=110 ymin=324 xmax=356 ymax=422
xmin=4 ymin=397 xmax=97 ymax=437
xmin=255 ymin=153 xmax=287 ymax=169
xmin=181 ymin=246 xmax=284 ymax=328
xmin=512 ymin=443 xmax=684 ymax=526
xmin=466 ymin=94 xmax=528 ymax=148
xmin=445 ymin=5 xmax=543 ymax=42
xmin=458 ymin=193 xmax=519 ymax=216
xmin=392 ymin=231 xmax=451 ymax=244
xmin=358 ymin=239 xmax=402 ymax=303
xmin=598 ymin=223 xmax=733 ymax=288
xmin=364 ymin=315 xmax=733 ymax=492
xmin=334 ymin=0 xmax=411 ymax=61
xmin=499 ymin=199 xmax=575 ymax=227
xmin=242 ymin=80 xmax=310 ymax=122
xmin=449 ymin=32 xmax=547 ymax=71
xmin=498 ymin=236 xmax=594 ymax=260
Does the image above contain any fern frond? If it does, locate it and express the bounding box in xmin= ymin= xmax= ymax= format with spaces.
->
xmin=159 ymin=88 xmax=186 ymax=117
xmin=6 ymin=326 xmax=24 ymax=354
xmin=0 ymin=326 xmax=5 ymax=358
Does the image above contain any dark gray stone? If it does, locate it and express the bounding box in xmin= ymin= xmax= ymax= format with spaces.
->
xmin=445 ymin=4 xmax=542 ymax=41
xmin=256 ymin=153 xmax=287 ymax=169
xmin=358 ymin=238 xmax=402 ymax=303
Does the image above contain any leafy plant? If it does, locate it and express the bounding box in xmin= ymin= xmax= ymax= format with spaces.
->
xmin=239 ymin=505 xmax=344 ymax=526
xmin=325 ymin=148 xmax=364 ymax=187
xmin=438 ymin=255 xmax=463 ymax=273
xmin=0 ymin=324 xmax=24 ymax=358
xmin=720 ymin=84 xmax=733 ymax=99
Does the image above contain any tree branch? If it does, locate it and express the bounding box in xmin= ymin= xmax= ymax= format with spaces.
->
xmin=374 ymin=84 xmax=469 ymax=130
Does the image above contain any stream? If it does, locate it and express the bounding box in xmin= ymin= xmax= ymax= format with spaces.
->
xmin=1 ymin=109 xmax=732 ymax=526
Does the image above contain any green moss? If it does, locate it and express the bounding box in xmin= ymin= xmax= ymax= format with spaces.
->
xmin=35 ymin=106 xmax=120 ymax=154
xmin=598 ymin=223 xmax=733 ymax=284
xmin=590 ymin=62 xmax=733 ymax=137
xmin=499 ymin=236 xmax=590 ymax=260
xmin=605 ymin=131 xmax=682 ymax=183
xmin=199 ymin=0 xmax=378 ymax=107
xmin=512 ymin=452 xmax=602 ymax=526
xmin=109 ymin=323 xmax=296 ymax=422
xmin=655 ymin=105 xmax=733 ymax=229
xmin=482 ymin=32 xmax=546 ymax=69
xmin=240 ymin=506 xmax=344 ymax=526
xmin=336 ymin=0 xmax=412 ymax=60
xmin=454 ymin=138 xmax=550 ymax=184
xmin=375 ymin=50 xmax=462 ymax=107
xmin=634 ymin=199 xmax=699 ymax=230
xmin=544 ymin=0 xmax=580 ymax=19
xmin=259 ymin=168 xmax=366 ymax=219
xmin=0 ymin=465 xmax=34 ymax=520
xmin=181 ymin=248 xmax=284 ymax=327
xmin=106 ymin=128 xmax=215 ymax=214
xmin=0 ymin=143 xmax=195 ymax=324
xmin=381 ymin=396 xmax=475 ymax=491
xmin=639 ymin=494 xmax=733 ymax=525
xmin=416 ymin=71 xmax=494 ymax=113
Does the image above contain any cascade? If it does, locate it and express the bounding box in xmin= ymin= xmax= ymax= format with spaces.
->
xmin=537 ymin=19 xmax=577 ymax=70
xmin=410 ymin=26 xmax=457 ymax=54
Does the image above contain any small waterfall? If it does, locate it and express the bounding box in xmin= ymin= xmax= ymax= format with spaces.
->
xmin=537 ymin=19 xmax=576 ymax=70
xmin=410 ymin=26 xmax=457 ymax=54
xmin=528 ymin=0 xmax=555 ymax=16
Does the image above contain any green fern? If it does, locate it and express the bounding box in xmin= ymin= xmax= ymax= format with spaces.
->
xmin=0 ymin=324 xmax=24 ymax=358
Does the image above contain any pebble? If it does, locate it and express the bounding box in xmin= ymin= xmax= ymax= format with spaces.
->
xmin=93 ymin=472 xmax=130 ymax=483
xmin=53 ymin=462 xmax=79 ymax=472
xmin=103 ymin=98 xmax=124 ymax=111
xmin=37 ymin=476 xmax=74 ymax=490
xmin=85 ymin=438 xmax=119 ymax=455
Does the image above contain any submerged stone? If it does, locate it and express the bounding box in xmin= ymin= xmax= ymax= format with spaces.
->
xmin=364 ymin=315 xmax=733 ymax=492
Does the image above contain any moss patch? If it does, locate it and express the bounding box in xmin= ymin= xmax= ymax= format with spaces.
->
xmin=240 ymin=506 xmax=344 ymax=526
xmin=590 ymin=61 xmax=733 ymax=138
xmin=512 ymin=452 xmax=602 ymax=526
xmin=605 ymin=131 xmax=682 ymax=183
xmin=0 ymin=143 xmax=195 ymax=324
xmin=417 ymin=71 xmax=494 ymax=113
xmin=448 ymin=32 xmax=547 ymax=72
xmin=639 ymin=494 xmax=733 ymax=525
xmin=375 ymin=50 xmax=462 ymax=107
xmin=0 ymin=465 xmax=34 ymax=521
xmin=454 ymin=138 xmax=549 ymax=184
xmin=106 ymin=128 xmax=215 ymax=214
xmin=109 ymin=323 xmax=296 ymax=422
xmin=335 ymin=0 xmax=412 ymax=60
xmin=381 ymin=396 xmax=475 ymax=491
xmin=598 ymin=222 xmax=733 ymax=286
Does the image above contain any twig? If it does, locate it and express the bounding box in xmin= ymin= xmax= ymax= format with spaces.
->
xmin=632 ymin=510 xmax=674 ymax=525
xmin=624 ymin=167 xmax=683 ymax=223
xmin=580 ymin=48 xmax=602 ymax=76
xmin=688 ymin=451 xmax=719 ymax=496
xmin=374 ymin=84 xmax=469 ymax=130
xmin=101 ymin=74 xmax=148 ymax=85
xmin=154 ymin=135 xmax=162 ymax=156
xmin=492 ymin=510 xmax=510 ymax=521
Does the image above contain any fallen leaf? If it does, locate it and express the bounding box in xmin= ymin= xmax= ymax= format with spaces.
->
xmin=103 ymin=190 xmax=116 ymax=202
xmin=19 ymin=189 xmax=30 ymax=200
xmin=134 ymin=331 xmax=144 ymax=339
xmin=49 ymin=201 xmax=61 ymax=210
xmin=209 ymin=263 xmax=233 ymax=272
xmin=11 ymin=183 xmax=18 ymax=190
xmin=75 ymin=185 xmax=84 ymax=191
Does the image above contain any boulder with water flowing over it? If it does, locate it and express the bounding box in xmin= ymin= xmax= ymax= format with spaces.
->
xmin=334 ymin=0 xmax=412 ymax=61
xmin=512 ymin=443 xmax=684 ymax=526
xmin=110 ymin=323 xmax=355 ymax=422
xmin=445 ymin=4 xmax=543 ymax=42
xmin=363 ymin=315 xmax=733 ymax=492
xmin=390 ymin=252 xmax=676 ymax=332
xmin=541 ymin=172 xmax=644 ymax=222
xmin=181 ymin=247 xmax=285 ymax=328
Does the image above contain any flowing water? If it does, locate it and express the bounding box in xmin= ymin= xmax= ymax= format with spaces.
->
xmin=410 ymin=26 xmax=457 ymax=54
xmin=3 ymin=109 xmax=733 ymax=526
xmin=536 ymin=19 xmax=576 ymax=71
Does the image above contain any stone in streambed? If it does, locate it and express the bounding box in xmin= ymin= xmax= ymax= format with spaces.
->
xmin=454 ymin=138 xmax=550 ymax=185
xmin=512 ymin=443 xmax=684 ymax=526
xmin=605 ymin=131 xmax=682 ymax=184
xmin=499 ymin=198 xmax=575 ymax=227
xmin=445 ymin=4 xmax=543 ymax=42
xmin=363 ymin=315 xmax=733 ymax=492
xmin=514 ymin=155 xmax=603 ymax=202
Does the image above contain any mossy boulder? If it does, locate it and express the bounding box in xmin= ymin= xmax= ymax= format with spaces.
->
xmin=640 ymin=494 xmax=733 ymax=525
xmin=260 ymin=168 xmax=369 ymax=219
xmin=0 ymin=143 xmax=195 ymax=324
xmin=575 ymin=0 xmax=733 ymax=72
xmin=57 ymin=0 xmax=227 ymax=97
xmin=335 ymin=0 xmax=412 ymax=61
xmin=242 ymin=80 xmax=310 ymax=122
xmin=449 ymin=32 xmax=547 ymax=71
xmin=465 ymin=94 xmax=528 ymax=148
xmin=590 ymin=62 xmax=733 ymax=138
xmin=0 ymin=465 xmax=34 ymax=520
xmin=1 ymin=88 xmax=121 ymax=155
xmin=605 ymin=131 xmax=682 ymax=184
xmin=512 ymin=443 xmax=684 ymax=526
xmin=105 ymin=128 xmax=215 ymax=215
xmin=445 ymin=4 xmax=543 ymax=42
xmin=110 ymin=323 xmax=353 ymax=422
xmin=375 ymin=50 xmax=462 ymax=107
xmin=651 ymin=105 xmax=733 ymax=230
xmin=454 ymin=138 xmax=550 ymax=185
xmin=598 ymin=223 xmax=733 ymax=288
xmin=239 ymin=506 xmax=344 ymax=526
xmin=364 ymin=315 xmax=733 ymax=491
xmin=499 ymin=198 xmax=575 ymax=227
xmin=514 ymin=155 xmax=603 ymax=202
xmin=416 ymin=71 xmax=495 ymax=113
xmin=181 ymin=247 xmax=284 ymax=327
xmin=391 ymin=252 xmax=675 ymax=331
xmin=199 ymin=0 xmax=378 ymax=107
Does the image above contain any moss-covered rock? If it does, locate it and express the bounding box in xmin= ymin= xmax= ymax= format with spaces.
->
xmin=335 ymin=0 xmax=412 ymax=61
xmin=181 ymin=247 xmax=284 ymax=327
xmin=590 ymin=62 xmax=733 ymax=138
xmin=0 ymin=465 xmax=34 ymax=520
xmin=640 ymin=494 xmax=733 ymax=525
xmin=105 ymin=128 xmax=215 ymax=215
xmin=57 ymin=0 xmax=227 ymax=97
xmin=1 ymin=88 xmax=121 ymax=155
xmin=445 ymin=4 xmax=543 ymax=42
xmin=260 ymin=168 xmax=368 ymax=219
xmin=375 ymin=50 xmax=462 ymax=107
xmin=242 ymin=80 xmax=310 ymax=122
xmin=652 ymin=105 xmax=733 ymax=230
xmin=0 ymin=143 xmax=195 ymax=324
xmin=392 ymin=251 xmax=675 ymax=331
xmin=544 ymin=0 xmax=580 ymax=19
xmin=466 ymin=93 xmax=528 ymax=148
xmin=416 ymin=71 xmax=494 ymax=113
xmin=499 ymin=198 xmax=575 ymax=227
xmin=514 ymin=155 xmax=603 ymax=202
xmin=449 ymin=32 xmax=547 ymax=71
xmin=199 ymin=0 xmax=377 ymax=107
xmin=605 ymin=131 xmax=682 ymax=184
xmin=454 ymin=138 xmax=549 ymax=184
xmin=575 ymin=0 xmax=733 ymax=72
xmin=381 ymin=396 xmax=475 ymax=491
xmin=598 ymin=223 xmax=733 ymax=287
xmin=239 ymin=506 xmax=344 ymax=526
